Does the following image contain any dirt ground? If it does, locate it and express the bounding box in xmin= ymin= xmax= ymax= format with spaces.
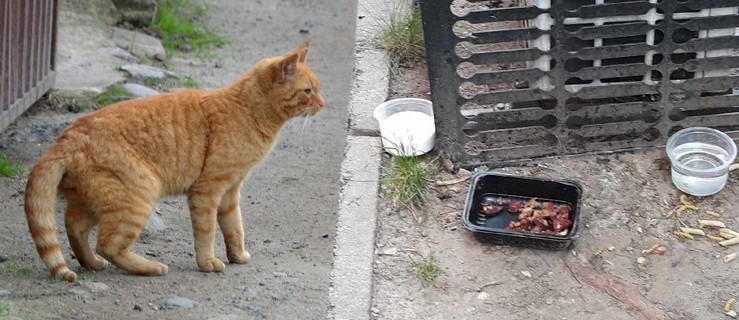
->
xmin=370 ymin=63 xmax=739 ymax=320
xmin=0 ymin=0 xmax=357 ymax=319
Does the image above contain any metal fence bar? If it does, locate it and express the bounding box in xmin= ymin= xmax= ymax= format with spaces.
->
xmin=0 ymin=0 xmax=58 ymax=133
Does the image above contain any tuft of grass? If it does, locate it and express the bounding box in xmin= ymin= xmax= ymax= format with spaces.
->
xmin=410 ymin=252 xmax=440 ymax=287
xmin=151 ymin=0 xmax=226 ymax=56
xmin=0 ymin=255 xmax=33 ymax=277
xmin=380 ymin=150 xmax=431 ymax=211
xmin=94 ymin=84 xmax=135 ymax=108
xmin=0 ymin=157 xmax=22 ymax=177
xmin=178 ymin=76 xmax=199 ymax=88
xmin=373 ymin=0 xmax=425 ymax=65
xmin=0 ymin=302 xmax=10 ymax=316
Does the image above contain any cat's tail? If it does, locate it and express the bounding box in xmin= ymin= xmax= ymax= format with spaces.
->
xmin=24 ymin=150 xmax=76 ymax=282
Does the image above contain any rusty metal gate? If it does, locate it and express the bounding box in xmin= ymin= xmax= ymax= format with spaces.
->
xmin=421 ymin=0 xmax=739 ymax=168
xmin=0 ymin=0 xmax=58 ymax=133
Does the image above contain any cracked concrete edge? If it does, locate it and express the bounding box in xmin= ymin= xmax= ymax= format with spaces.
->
xmin=328 ymin=0 xmax=391 ymax=319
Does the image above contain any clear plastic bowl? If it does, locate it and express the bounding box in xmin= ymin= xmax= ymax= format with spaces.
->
xmin=373 ymin=98 xmax=435 ymax=156
xmin=666 ymin=127 xmax=737 ymax=196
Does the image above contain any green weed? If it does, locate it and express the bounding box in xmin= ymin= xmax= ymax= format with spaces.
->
xmin=94 ymin=85 xmax=135 ymax=108
xmin=0 ymin=302 xmax=11 ymax=316
xmin=372 ymin=0 xmax=425 ymax=66
xmin=0 ymin=255 xmax=32 ymax=277
xmin=178 ymin=76 xmax=199 ymax=88
xmin=0 ymin=157 xmax=22 ymax=177
xmin=410 ymin=252 xmax=440 ymax=287
xmin=380 ymin=149 xmax=432 ymax=211
xmin=151 ymin=0 xmax=226 ymax=56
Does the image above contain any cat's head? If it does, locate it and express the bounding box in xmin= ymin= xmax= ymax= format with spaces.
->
xmin=260 ymin=42 xmax=325 ymax=118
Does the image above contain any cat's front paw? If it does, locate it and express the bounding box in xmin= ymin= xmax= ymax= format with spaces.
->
xmin=227 ymin=250 xmax=251 ymax=264
xmin=197 ymin=257 xmax=225 ymax=272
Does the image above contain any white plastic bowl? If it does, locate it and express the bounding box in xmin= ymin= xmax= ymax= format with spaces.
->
xmin=373 ymin=98 xmax=435 ymax=156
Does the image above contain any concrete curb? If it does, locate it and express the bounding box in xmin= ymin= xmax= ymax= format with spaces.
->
xmin=328 ymin=0 xmax=391 ymax=319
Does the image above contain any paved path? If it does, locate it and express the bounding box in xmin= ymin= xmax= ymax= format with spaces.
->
xmin=170 ymin=1 xmax=358 ymax=318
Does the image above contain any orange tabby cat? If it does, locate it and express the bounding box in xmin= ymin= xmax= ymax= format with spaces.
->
xmin=24 ymin=42 xmax=324 ymax=282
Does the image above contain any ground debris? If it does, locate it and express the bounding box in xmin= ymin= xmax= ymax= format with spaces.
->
xmin=705 ymin=210 xmax=721 ymax=218
xmin=725 ymin=298 xmax=736 ymax=312
xmin=698 ymin=220 xmax=726 ymax=229
xmin=726 ymin=253 xmax=737 ymax=263
xmin=566 ymin=262 xmax=666 ymax=320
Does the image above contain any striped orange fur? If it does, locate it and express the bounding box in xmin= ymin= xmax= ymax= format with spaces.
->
xmin=24 ymin=42 xmax=324 ymax=282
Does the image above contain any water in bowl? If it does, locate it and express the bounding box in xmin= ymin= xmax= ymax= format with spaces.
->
xmin=670 ymin=141 xmax=732 ymax=196
xmin=379 ymin=111 xmax=434 ymax=156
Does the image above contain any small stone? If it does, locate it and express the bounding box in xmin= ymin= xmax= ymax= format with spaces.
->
xmin=80 ymin=281 xmax=110 ymax=293
xmin=272 ymin=272 xmax=287 ymax=277
xmin=322 ymin=233 xmax=329 ymax=238
xmin=133 ymin=304 xmax=143 ymax=311
xmin=163 ymin=296 xmax=195 ymax=309
xmin=450 ymin=226 xmax=457 ymax=231
xmin=120 ymin=64 xmax=177 ymax=80
xmin=207 ymin=316 xmax=242 ymax=320
xmin=608 ymin=246 xmax=616 ymax=251
xmin=243 ymin=287 xmax=257 ymax=300
xmin=476 ymin=292 xmax=489 ymax=300
xmin=214 ymin=61 xmax=223 ymax=68
xmin=289 ymin=242 xmax=306 ymax=249
xmin=246 ymin=305 xmax=267 ymax=318
xmin=0 ymin=290 xmax=10 ymax=297
xmin=177 ymin=44 xmax=192 ymax=53
xmin=68 ymin=288 xmax=88 ymax=297
xmin=112 ymin=27 xmax=166 ymax=57
xmin=380 ymin=248 xmax=398 ymax=256
xmin=637 ymin=257 xmax=646 ymax=264
xmin=299 ymin=27 xmax=309 ymax=34
xmin=726 ymin=310 xmax=737 ymax=318
xmin=520 ymin=271 xmax=532 ymax=278
xmin=123 ymin=83 xmax=158 ymax=98
xmin=100 ymin=47 xmax=138 ymax=62
xmin=545 ymin=297 xmax=554 ymax=305
xmin=370 ymin=307 xmax=380 ymax=314
xmin=636 ymin=226 xmax=643 ymax=233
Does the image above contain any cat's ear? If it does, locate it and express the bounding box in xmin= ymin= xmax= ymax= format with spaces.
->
xmin=296 ymin=41 xmax=309 ymax=63
xmin=276 ymin=51 xmax=300 ymax=82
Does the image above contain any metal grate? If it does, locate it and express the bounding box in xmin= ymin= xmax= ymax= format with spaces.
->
xmin=420 ymin=0 xmax=739 ymax=168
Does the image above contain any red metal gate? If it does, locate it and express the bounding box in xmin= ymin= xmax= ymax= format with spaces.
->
xmin=0 ymin=0 xmax=58 ymax=133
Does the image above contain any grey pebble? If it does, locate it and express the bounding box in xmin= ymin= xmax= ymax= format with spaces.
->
xmin=207 ymin=316 xmax=242 ymax=320
xmin=68 ymin=288 xmax=88 ymax=297
xmin=123 ymin=83 xmax=159 ymax=98
xmin=299 ymin=27 xmax=309 ymax=34
xmin=371 ymin=307 xmax=380 ymax=314
xmin=246 ymin=305 xmax=267 ymax=318
xmin=163 ymin=296 xmax=195 ymax=309
xmin=120 ymin=64 xmax=177 ymax=80
xmin=273 ymin=271 xmax=288 ymax=277
xmin=243 ymin=287 xmax=257 ymax=300
xmin=133 ymin=304 xmax=143 ymax=311
xmin=0 ymin=290 xmax=10 ymax=297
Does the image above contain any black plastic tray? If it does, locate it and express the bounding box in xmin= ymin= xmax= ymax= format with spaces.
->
xmin=462 ymin=172 xmax=583 ymax=250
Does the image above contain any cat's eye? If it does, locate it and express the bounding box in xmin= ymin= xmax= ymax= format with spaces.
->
xmin=304 ymin=88 xmax=312 ymax=95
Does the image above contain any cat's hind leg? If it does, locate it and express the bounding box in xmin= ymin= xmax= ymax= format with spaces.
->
xmin=62 ymin=189 xmax=107 ymax=270
xmin=217 ymin=181 xmax=250 ymax=264
xmin=94 ymin=193 xmax=168 ymax=276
